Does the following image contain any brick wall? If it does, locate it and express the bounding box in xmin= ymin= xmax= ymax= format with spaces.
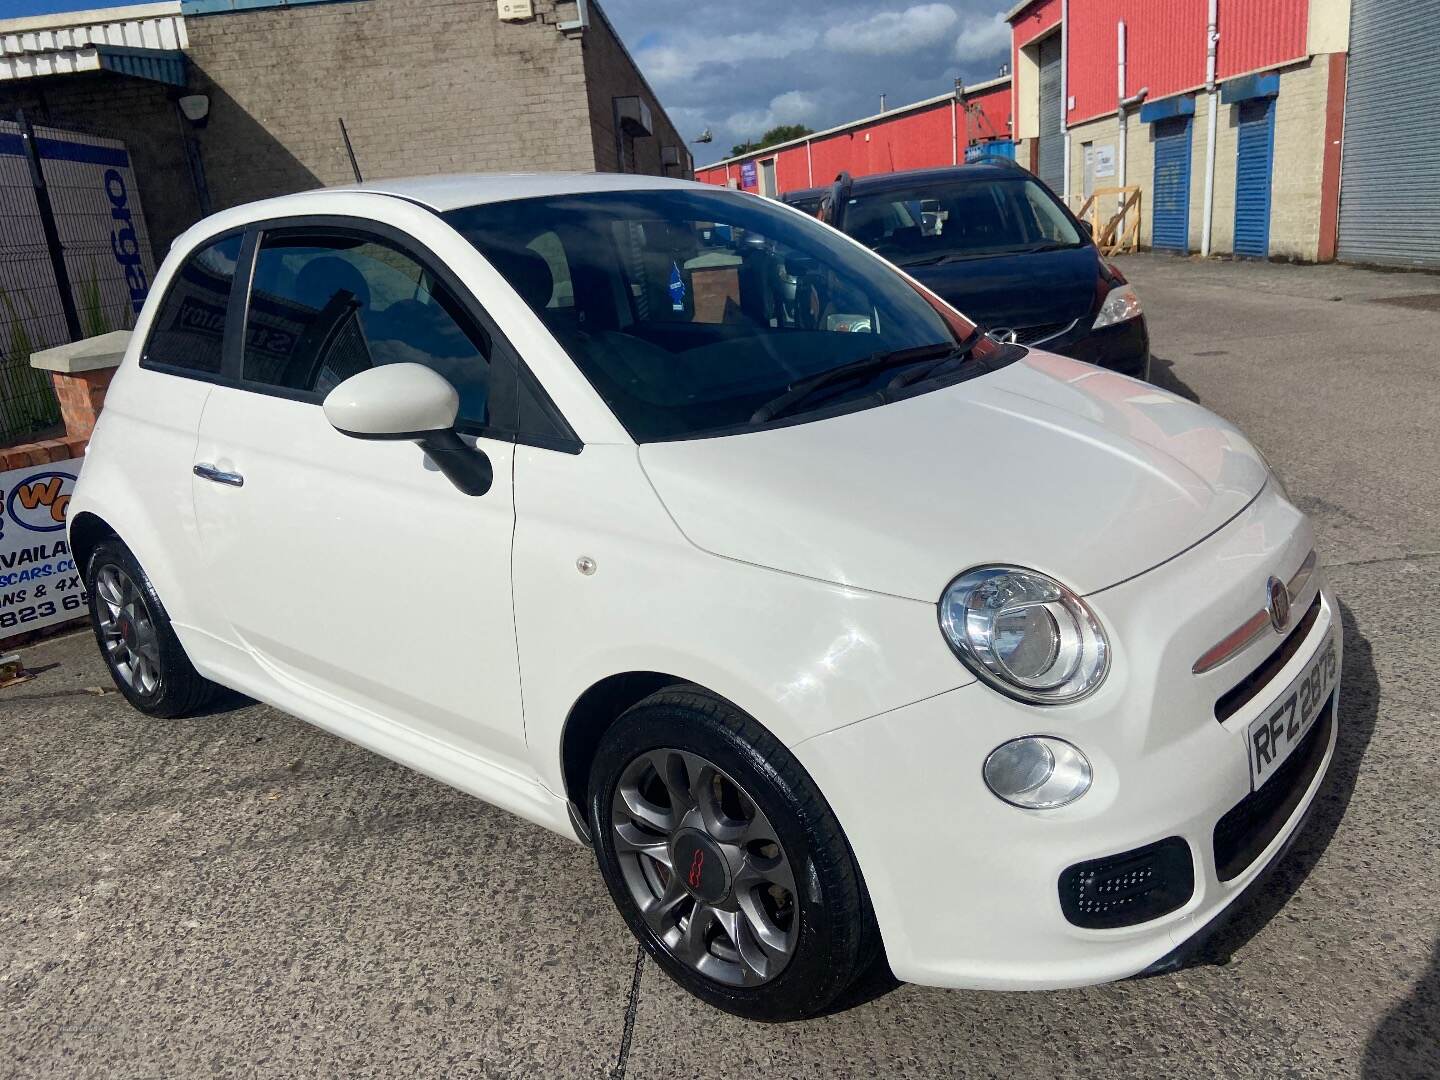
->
xmin=183 ymin=0 xmax=617 ymax=215
xmin=1268 ymin=59 xmax=1329 ymax=262
xmin=0 ymin=72 xmax=203 ymax=261
xmin=580 ymin=2 xmax=688 ymax=177
xmin=1 ymin=0 xmax=684 ymax=259
xmin=0 ymin=432 xmax=87 ymax=473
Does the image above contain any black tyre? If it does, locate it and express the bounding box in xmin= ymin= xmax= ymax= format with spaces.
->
xmin=589 ymin=685 xmax=879 ymax=1021
xmin=85 ymin=539 xmax=219 ymax=718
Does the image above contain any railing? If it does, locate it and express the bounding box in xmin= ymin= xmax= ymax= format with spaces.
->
xmin=1073 ymin=186 xmax=1143 ymax=256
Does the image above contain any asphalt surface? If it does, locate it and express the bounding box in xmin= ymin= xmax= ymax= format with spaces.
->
xmin=4 ymin=253 xmax=1439 ymax=1079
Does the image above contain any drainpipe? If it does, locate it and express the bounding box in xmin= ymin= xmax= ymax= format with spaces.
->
xmin=951 ymin=96 xmax=959 ymax=164
xmin=1200 ymin=0 xmax=1219 ymax=256
xmin=1061 ymin=0 xmax=1071 ymax=200
xmin=806 ymin=138 xmax=814 ymax=186
xmin=1117 ymin=21 xmax=1126 ymax=195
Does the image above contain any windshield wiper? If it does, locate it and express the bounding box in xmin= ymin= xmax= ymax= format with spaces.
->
xmin=748 ymin=343 xmax=956 ymax=424
xmin=1015 ymin=240 xmax=1078 ymax=253
xmin=883 ymin=330 xmax=984 ymax=394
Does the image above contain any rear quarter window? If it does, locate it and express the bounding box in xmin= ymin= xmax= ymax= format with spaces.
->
xmin=141 ymin=233 xmax=243 ymax=375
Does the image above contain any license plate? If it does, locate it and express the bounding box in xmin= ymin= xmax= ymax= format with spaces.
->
xmin=1246 ymin=636 xmax=1338 ymax=790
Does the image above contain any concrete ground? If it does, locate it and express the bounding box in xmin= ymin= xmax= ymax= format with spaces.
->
xmin=3 ymin=253 xmax=1438 ymax=1079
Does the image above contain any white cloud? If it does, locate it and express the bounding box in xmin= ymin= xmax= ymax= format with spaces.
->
xmin=725 ymin=90 xmax=821 ymax=138
xmin=635 ymin=27 xmax=820 ymax=85
xmin=954 ymin=11 xmax=1011 ymax=62
xmin=823 ymin=3 xmax=960 ymax=56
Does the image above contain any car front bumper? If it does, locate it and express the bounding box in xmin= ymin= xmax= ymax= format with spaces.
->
xmin=1046 ymin=314 xmax=1151 ymax=379
xmin=790 ymin=484 xmax=1341 ymax=991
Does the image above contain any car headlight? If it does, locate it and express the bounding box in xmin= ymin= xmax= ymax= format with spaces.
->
xmin=1092 ymin=284 xmax=1142 ymax=330
xmin=939 ymin=566 xmax=1109 ymax=704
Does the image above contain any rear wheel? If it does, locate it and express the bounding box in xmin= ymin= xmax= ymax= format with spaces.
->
xmin=86 ymin=540 xmax=219 ymax=718
xmin=589 ymin=686 xmax=879 ymax=1020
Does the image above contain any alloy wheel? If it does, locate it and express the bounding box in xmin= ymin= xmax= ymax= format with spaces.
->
xmin=95 ymin=565 xmax=162 ymax=696
xmin=611 ymin=748 xmax=799 ymax=987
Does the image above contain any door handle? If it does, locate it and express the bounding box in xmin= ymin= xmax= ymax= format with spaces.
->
xmin=193 ymin=463 xmax=245 ymax=488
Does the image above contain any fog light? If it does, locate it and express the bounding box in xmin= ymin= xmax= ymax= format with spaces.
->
xmin=984 ymin=737 xmax=1092 ymax=809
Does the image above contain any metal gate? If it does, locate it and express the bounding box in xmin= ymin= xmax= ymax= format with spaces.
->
xmin=1151 ymin=117 xmax=1193 ymax=252
xmin=0 ymin=115 xmax=154 ymax=445
xmin=1037 ymin=34 xmax=1063 ymax=194
xmin=1233 ymin=99 xmax=1276 ymax=257
xmin=1338 ymin=0 xmax=1440 ymax=267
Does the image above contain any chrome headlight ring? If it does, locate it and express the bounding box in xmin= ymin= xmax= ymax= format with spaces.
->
xmin=940 ymin=565 xmax=1110 ymax=705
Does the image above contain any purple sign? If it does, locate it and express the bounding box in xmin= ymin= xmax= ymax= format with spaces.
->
xmin=739 ymin=161 xmax=757 ymax=190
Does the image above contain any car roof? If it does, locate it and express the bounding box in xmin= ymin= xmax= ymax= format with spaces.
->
xmin=325 ymin=171 xmax=703 ymax=211
xmin=782 ymin=187 xmax=825 ymax=201
xmin=846 ymin=163 xmax=1028 ymax=193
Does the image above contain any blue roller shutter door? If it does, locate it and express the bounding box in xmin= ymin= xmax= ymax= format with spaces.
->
xmin=1233 ymin=99 xmax=1276 ymax=257
xmin=1151 ymin=117 xmax=1193 ymax=252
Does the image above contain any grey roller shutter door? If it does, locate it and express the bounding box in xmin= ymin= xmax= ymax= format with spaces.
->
xmin=1338 ymin=0 xmax=1440 ymax=267
xmin=1038 ymin=35 xmax=1064 ymax=194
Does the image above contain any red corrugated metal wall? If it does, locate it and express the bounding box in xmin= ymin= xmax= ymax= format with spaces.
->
xmin=694 ymin=84 xmax=1011 ymax=192
xmin=1064 ymin=0 xmax=1310 ymax=124
xmin=1217 ymin=0 xmax=1308 ymax=79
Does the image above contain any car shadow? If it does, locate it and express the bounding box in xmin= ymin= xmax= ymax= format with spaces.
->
xmin=1191 ymin=599 xmax=1377 ymax=967
xmin=1364 ymin=936 xmax=1440 ymax=1078
xmin=1149 ymin=353 xmax=1202 ymax=402
xmin=188 ymin=686 xmax=256 ymax=718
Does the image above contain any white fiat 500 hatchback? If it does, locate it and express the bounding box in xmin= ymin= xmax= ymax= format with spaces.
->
xmin=71 ymin=173 xmax=1341 ymax=1020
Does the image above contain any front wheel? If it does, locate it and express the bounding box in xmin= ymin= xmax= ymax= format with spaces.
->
xmin=589 ymin=686 xmax=879 ymax=1020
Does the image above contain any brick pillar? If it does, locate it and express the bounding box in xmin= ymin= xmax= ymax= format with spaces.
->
xmin=28 ymin=329 xmax=128 ymax=443
xmin=48 ymin=367 xmax=116 ymax=440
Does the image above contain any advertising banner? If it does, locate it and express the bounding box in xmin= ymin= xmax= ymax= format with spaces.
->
xmin=0 ymin=457 xmax=85 ymax=635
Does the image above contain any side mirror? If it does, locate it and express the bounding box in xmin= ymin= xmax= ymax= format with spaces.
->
xmin=323 ymin=363 xmax=493 ymax=496
xmin=1078 ymin=220 xmax=1094 ymax=241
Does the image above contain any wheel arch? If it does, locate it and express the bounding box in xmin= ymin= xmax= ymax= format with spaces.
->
xmin=68 ymin=510 xmax=119 ymax=575
xmin=560 ymin=671 xmax=755 ymax=810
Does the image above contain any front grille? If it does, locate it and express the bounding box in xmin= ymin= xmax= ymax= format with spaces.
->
xmin=1013 ymin=320 xmax=1074 ymax=346
xmin=1215 ymin=593 xmax=1323 ymax=722
xmin=1213 ymin=701 xmax=1332 ymax=881
xmin=1059 ymin=837 xmax=1195 ymax=929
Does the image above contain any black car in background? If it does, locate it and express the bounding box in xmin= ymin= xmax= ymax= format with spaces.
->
xmin=780 ymin=186 xmax=826 ymax=216
xmin=820 ymin=163 xmax=1150 ymax=379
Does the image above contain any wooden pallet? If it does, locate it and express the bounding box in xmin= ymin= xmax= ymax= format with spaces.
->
xmin=1074 ymin=186 xmax=1143 ymax=256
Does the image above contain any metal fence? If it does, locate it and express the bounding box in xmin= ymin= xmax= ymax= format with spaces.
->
xmin=0 ymin=115 xmax=156 ymax=446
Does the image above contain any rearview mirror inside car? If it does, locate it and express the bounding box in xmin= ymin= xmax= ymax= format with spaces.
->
xmin=323 ymin=364 xmax=492 ymax=496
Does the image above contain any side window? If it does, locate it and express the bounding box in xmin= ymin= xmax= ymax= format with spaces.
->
xmin=241 ymin=230 xmax=493 ymax=428
xmin=142 ymin=233 xmax=243 ymax=375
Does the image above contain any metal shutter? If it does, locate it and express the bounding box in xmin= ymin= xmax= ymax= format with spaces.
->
xmin=1037 ymin=35 xmax=1064 ymax=194
xmin=1338 ymin=0 xmax=1440 ymax=267
xmin=1234 ymin=99 xmax=1276 ymax=257
xmin=1152 ymin=117 xmax=1193 ymax=251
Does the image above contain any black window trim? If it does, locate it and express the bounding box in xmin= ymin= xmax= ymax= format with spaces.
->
xmin=142 ymin=211 xmax=582 ymax=455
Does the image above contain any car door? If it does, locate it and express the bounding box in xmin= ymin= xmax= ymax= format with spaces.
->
xmin=190 ymin=220 xmax=528 ymax=769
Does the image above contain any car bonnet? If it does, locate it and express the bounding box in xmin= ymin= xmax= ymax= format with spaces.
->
xmin=637 ymin=350 xmax=1269 ymax=601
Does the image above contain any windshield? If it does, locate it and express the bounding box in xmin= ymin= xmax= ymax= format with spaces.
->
xmin=841 ymin=176 xmax=1084 ymax=266
xmin=444 ymin=189 xmax=986 ymax=441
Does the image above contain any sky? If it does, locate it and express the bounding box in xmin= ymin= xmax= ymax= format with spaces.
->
xmin=605 ymin=0 xmax=1015 ymax=166
xmin=0 ymin=0 xmax=1016 ymax=169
